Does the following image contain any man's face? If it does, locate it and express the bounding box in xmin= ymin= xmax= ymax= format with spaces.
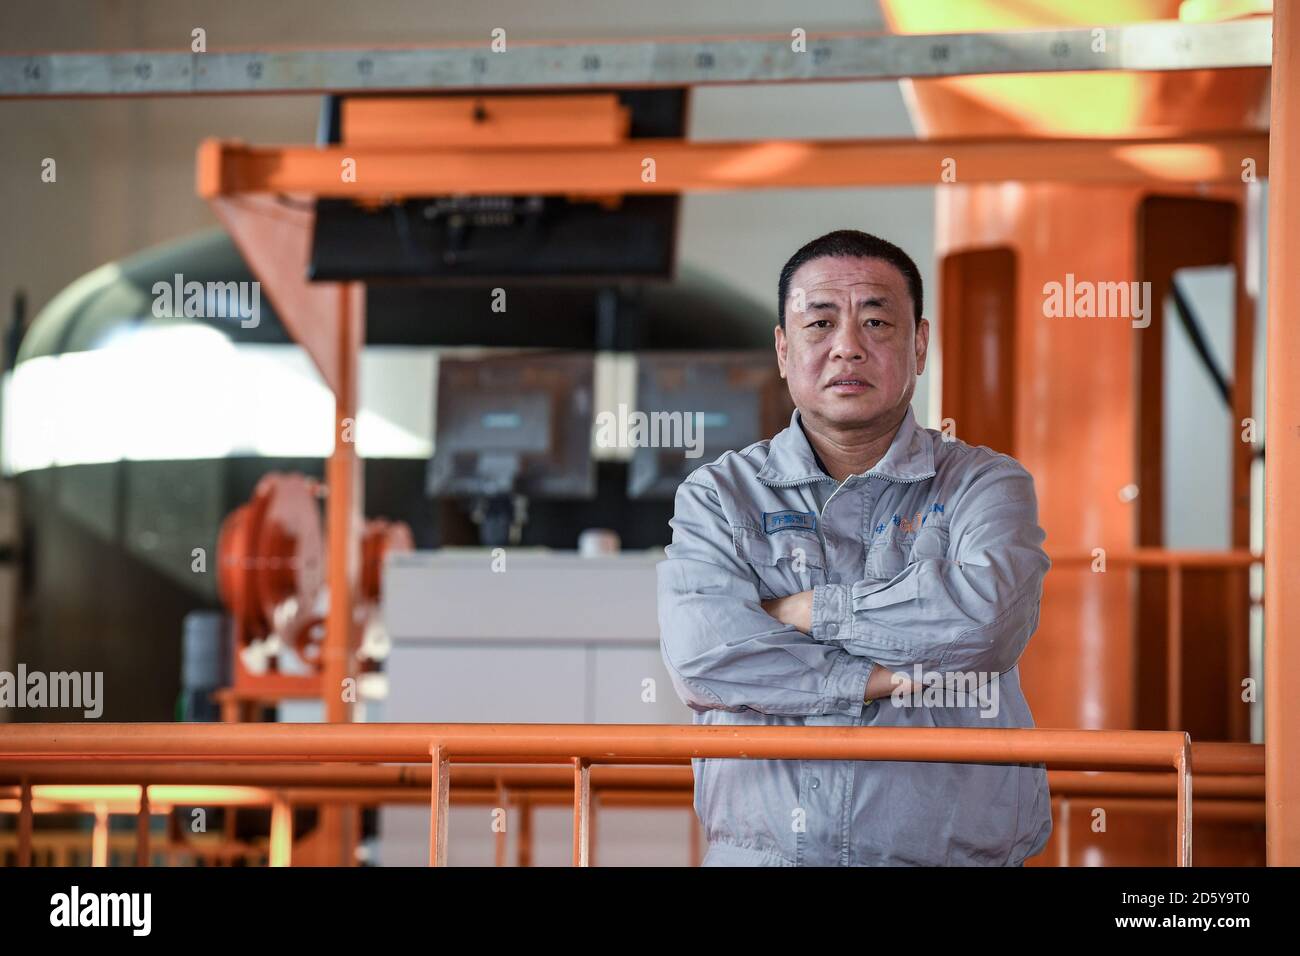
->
xmin=775 ymin=255 xmax=929 ymax=432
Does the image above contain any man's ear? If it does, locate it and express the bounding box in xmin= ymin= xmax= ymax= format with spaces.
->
xmin=774 ymin=324 xmax=788 ymax=378
xmin=914 ymin=317 xmax=930 ymax=375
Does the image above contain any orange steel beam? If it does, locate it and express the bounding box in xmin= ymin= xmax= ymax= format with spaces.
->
xmin=1265 ymin=0 xmax=1300 ymax=866
xmin=196 ymin=133 xmax=1269 ymax=200
xmin=341 ymin=94 xmax=632 ymax=148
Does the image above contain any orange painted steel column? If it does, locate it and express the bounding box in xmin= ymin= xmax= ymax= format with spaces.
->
xmin=1266 ymin=0 xmax=1300 ymax=867
xmin=318 ymin=281 xmax=364 ymax=866
xmin=324 ymin=281 xmax=364 ymax=723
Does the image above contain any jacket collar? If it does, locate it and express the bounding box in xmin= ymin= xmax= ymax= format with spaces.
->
xmin=756 ymin=404 xmax=936 ymax=485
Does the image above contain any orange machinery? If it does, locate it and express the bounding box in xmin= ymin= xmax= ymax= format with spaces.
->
xmin=215 ymin=472 xmax=412 ymax=720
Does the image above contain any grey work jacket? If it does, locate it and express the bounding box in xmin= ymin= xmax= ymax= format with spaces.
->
xmin=657 ymin=404 xmax=1053 ymax=866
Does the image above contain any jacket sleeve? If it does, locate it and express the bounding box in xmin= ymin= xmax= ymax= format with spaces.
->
xmin=657 ymin=473 xmax=874 ymax=718
xmin=810 ymin=459 xmax=1050 ymax=676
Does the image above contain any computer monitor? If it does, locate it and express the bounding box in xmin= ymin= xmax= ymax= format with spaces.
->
xmin=627 ymin=351 xmax=794 ymax=499
xmin=427 ymin=352 xmax=595 ymax=502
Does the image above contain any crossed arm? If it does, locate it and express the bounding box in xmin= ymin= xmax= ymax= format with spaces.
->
xmin=657 ymin=462 xmax=1049 ymax=717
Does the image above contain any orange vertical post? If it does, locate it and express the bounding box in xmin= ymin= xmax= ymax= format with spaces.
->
xmin=1166 ymin=565 xmax=1183 ymax=730
xmin=17 ymin=776 xmax=32 ymax=867
xmin=269 ymin=792 xmax=294 ymax=867
xmin=136 ymin=785 xmax=151 ymax=866
xmin=92 ymin=803 xmax=109 ymax=867
xmin=324 ymin=281 xmax=364 ymax=724
xmin=429 ymin=744 xmax=450 ymax=867
xmin=317 ymin=281 xmax=364 ymax=865
xmin=1266 ymin=0 xmax=1300 ymax=866
xmin=572 ymin=757 xmax=591 ymax=867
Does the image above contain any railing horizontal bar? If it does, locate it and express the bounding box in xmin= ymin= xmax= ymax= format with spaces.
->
xmin=0 ymin=723 xmax=1187 ymax=771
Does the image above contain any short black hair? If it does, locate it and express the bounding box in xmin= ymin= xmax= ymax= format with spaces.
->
xmin=777 ymin=229 xmax=923 ymax=330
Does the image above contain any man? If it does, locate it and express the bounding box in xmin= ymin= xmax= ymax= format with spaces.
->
xmin=657 ymin=229 xmax=1053 ymax=866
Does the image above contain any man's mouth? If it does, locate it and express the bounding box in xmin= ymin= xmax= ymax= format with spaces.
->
xmin=826 ymin=377 xmax=871 ymax=393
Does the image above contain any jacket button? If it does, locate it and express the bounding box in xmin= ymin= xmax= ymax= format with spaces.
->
xmin=827 ymin=573 xmax=840 ymax=584
xmin=810 ymin=777 xmax=820 ymax=790
xmin=827 ymin=623 xmax=839 ymax=636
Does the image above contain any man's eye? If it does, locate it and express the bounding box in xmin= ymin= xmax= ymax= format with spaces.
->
xmin=809 ymin=319 xmax=832 ymax=329
xmin=865 ymin=318 xmax=887 ymax=329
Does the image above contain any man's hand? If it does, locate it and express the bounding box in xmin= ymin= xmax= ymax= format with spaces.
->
xmin=761 ymin=590 xmax=814 ymax=633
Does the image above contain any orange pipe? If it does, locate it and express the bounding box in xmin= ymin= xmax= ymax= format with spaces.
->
xmin=0 ymin=722 xmax=1191 ymax=769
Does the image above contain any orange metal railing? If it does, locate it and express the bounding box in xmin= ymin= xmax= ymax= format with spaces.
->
xmin=1050 ymin=548 xmax=1262 ymax=731
xmin=0 ymin=722 xmax=1199 ymax=866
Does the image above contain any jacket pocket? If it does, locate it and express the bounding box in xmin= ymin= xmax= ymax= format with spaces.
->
xmin=732 ymin=526 xmax=824 ymax=598
xmin=869 ymin=522 xmax=949 ymax=579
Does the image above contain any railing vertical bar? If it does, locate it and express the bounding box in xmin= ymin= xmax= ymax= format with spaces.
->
xmin=1167 ymin=563 xmax=1184 ymax=730
xmin=494 ymin=777 xmax=507 ymax=867
xmin=429 ymin=743 xmax=450 ymax=867
xmin=1058 ymin=797 xmax=1071 ymax=867
xmin=136 ymin=785 xmax=151 ymax=866
xmin=1176 ymin=736 xmax=1193 ymax=866
xmin=91 ymin=802 xmax=109 ymax=868
xmin=269 ymin=790 xmax=293 ymax=867
xmin=17 ymin=776 xmax=32 ymax=867
xmin=518 ymin=798 xmax=533 ymax=868
xmin=572 ymin=756 xmax=591 ymax=867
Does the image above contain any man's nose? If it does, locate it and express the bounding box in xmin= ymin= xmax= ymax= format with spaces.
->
xmin=829 ymin=324 xmax=866 ymax=362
